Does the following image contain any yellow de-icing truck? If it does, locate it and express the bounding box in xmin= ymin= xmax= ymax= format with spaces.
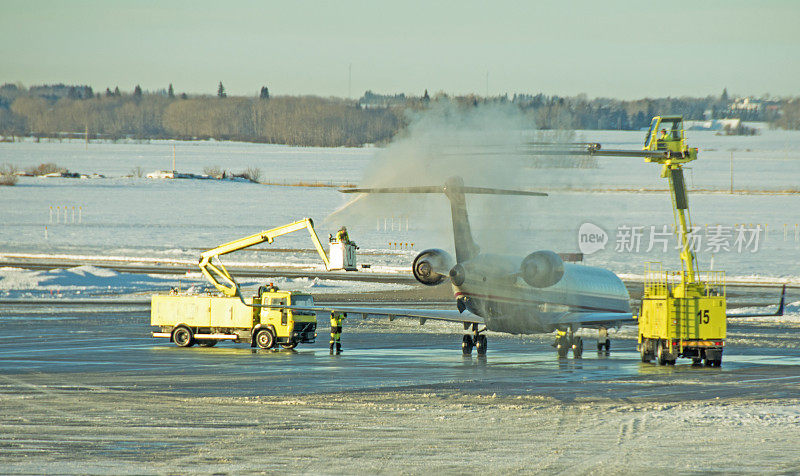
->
xmin=527 ymin=115 xmax=784 ymax=366
xmin=151 ymin=287 xmax=317 ymax=349
xmin=635 ymin=116 xmax=726 ymax=366
xmin=637 ymin=264 xmax=726 ymax=366
xmin=151 ymin=219 xmax=330 ymax=349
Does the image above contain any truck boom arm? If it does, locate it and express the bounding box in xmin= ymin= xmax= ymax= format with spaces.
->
xmin=198 ymin=218 xmax=331 ymax=297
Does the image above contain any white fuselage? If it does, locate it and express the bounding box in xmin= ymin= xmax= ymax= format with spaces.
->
xmin=453 ymin=255 xmax=631 ymax=334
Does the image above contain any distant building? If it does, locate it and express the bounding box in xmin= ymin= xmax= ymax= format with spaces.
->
xmin=730 ymin=97 xmax=761 ymax=112
xmin=358 ymin=91 xmax=406 ymax=109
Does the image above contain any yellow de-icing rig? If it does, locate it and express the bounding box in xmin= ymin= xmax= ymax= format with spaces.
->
xmin=532 ymin=115 xmax=785 ymax=367
xmin=634 ymin=116 xmax=726 ymax=366
xmin=150 ymin=218 xmax=359 ymax=350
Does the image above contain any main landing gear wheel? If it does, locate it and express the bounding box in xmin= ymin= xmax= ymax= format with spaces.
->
xmin=475 ymin=335 xmax=488 ymax=355
xmin=572 ymin=337 xmax=583 ymax=359
xmin=462 ymin=323 xmax=487 ymax=356
xmin=197 ymin=339 xmax=218 ymax=347
xmin=554 ymin=333 xmax=569 ymax=358
xmin=255 ymin=329 xmax=275 ymax=349
xmin=554 ymin=327 xmax=582 ymax=359
xmin=462 ymin=335 xmax=474 ymax=355
xmin=173 ymin=326 xmax=194 ymax=348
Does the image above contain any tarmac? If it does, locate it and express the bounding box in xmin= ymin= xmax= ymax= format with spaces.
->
xmin=2 ymin=294 xmax=800 ymax=473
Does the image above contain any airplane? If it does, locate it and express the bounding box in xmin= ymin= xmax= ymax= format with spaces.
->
xmin=259 ymin=175 xmax=634 ymax=358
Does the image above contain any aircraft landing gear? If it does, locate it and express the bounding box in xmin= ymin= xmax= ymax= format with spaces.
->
xmin=462 ymin=323 xmax=487 ymax=356
xmin=554 ymin=327 xmax=582 ymax=359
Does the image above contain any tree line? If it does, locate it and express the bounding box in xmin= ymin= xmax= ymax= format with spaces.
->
xmin=0 ymin=83 xmax=798 ymax=146
xmin=0 ymin=84 xmax=403 ymax=146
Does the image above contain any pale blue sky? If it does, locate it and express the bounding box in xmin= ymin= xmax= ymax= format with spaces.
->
xmin=1 ymin=0 xmax=797 ymax=98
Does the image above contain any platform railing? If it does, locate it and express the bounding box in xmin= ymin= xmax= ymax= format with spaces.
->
xmin=643 ymin=262 xmax=726 ymax=297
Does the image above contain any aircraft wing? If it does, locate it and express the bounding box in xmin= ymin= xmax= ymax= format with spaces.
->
xmin=726 ymin=284 xmax=786 ymax=319
xmin=552 ymin=311 xmax=635 ymax=328
xmin=263 ymin=302 xmax=484 ymax=325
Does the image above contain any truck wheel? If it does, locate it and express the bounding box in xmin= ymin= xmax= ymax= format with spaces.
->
xmin=656 ymin=341 xmax=667 ymax=366
xmin=640 ymin=341 xmax=652 ymax=363
xmin=280 ymin=342 xmax=298 ymax=350
xmin=173 ymin=326 xmax=194 ymax=348
xmin=255 ymin=329 xmax=275 ymax=349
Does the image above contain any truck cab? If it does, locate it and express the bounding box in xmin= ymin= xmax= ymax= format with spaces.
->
xmin=256 ymin=287 xmax=317 ymax=348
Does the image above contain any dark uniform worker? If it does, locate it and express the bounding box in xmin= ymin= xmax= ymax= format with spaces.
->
xmin=336 ymin=226 xmax=350 ymax=244
xmin=330 ymin=311 xmax=346 ymax=354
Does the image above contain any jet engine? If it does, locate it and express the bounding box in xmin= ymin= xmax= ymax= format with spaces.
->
xmin=520 ymin=250 xmax=564 ymax=288
xmin=412 ymin=249 xmax=455 ymax=286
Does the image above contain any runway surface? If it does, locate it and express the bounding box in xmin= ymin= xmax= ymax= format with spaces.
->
xmin=3 ymin=302 xmax=800 ymax=474
xmin=2 ymin=302 xmax=799 ymax=401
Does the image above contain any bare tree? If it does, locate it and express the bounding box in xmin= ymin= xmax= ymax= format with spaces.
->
xmin=0 ymin=163 xmax=19 ymax=186
xmin=240 ymin=166 xmax=262 ymax=183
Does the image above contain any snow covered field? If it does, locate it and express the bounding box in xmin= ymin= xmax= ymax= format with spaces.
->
xmin=1 ymin=128 xmax=799 ymax=290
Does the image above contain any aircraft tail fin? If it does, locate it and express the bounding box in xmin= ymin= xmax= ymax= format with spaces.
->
xmin=340 ymin=176 xmax=546 ymax=263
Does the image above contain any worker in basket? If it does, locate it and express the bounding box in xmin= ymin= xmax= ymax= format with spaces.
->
xmin=330 ymin=311 xmax=346 ymax=354
xmin=336 ymin=226 xmax=350 ymax=244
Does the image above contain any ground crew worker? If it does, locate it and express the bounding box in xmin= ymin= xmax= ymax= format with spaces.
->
xmin=598 ymin=327 xmax=610 ymax=353
xmin=658 ymin=128 xmax=669 ymax=141
xmin=330 ymin=311 xmax=346 ymax=354
xmin=336 ymin=226 xmax=350 ymax=244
